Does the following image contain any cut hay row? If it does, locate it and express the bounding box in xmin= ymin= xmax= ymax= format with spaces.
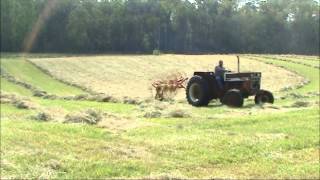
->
xmin=0 ymin=92 xmax=36 ymax=110
xmin=244 ymin=56 xmax=310 ymax=91
xmin=245 ymin=55 xmax=319 ymax=94
xmin=0 ymin=77 xmax=33 ymax=97
xmin=279 ymin=54 xmax=320 ymax=61
xmin=256 ymin=55 xmax=320 ymax=69
xmin=26 ymin=59 xmax=99 ymax=95
xmin=0 ymin=59 xmax=85 ymax=96
xmin=29 ymin=55 xmax=303 ymax=100
xmin=0 ymin=68 xmax=49 ymax=97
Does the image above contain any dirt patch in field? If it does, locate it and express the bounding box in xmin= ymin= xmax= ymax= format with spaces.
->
xmin=30 ymin=55 xmax=304 ymax=100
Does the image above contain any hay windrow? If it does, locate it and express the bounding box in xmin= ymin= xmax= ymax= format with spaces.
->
xmin=259 ymin=56 xmax=320 ymax=69
xmin=30 ymin=112 xmax=52 ymax=121
xmin=0 ymin=91 xmax=37 ymax=109
xmin=138 ymin=100 xmax=192 ymax=118
xmin=96 ymin=112 xmax=148 ymax=132
xmin=26 ymin=59 xmax=99 ymax=95
xmin=64 ymin=109 xmax=102 ymax=125
xmin=245 ymin=56 xmax=308 ymax=92
xmin=0 ymin=68 xmax=48 ymax=97
xmin=167 ymin=109 xmax=191 ymax=118
xmin=291 ymin=101 xmax=311 ymax=108
xmin=1 ymin=67 xmax=123 ymax=103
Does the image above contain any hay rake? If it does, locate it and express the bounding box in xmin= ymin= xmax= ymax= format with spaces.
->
xmin=152 ymin=74 xmax=188 ymax=100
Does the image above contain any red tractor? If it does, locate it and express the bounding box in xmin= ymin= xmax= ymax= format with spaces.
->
xmin=186 ymin=57 xmax=274 ymax=107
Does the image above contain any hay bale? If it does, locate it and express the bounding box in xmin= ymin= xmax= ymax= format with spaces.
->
xmin=42 ymin=94 xmax=58 ymax=100
xmin=1 ymin=93 xmax=35 ymax=109
xmin=143 ymin=111 xmax=161 ymax=118
xmin=262 ymin=104 xmax=281 ymax=109
xmin=33 ymin=90 xmax=47 ymax=97
xmin=291 ymin=101 xmax=310 ymax=108
xmin=0 ymin=97 xmax=12 ymax=104
xmin=31 ymin=112 xmax=52 ymax=121
xmin=99 ymin=95 xmax=113 ymax=102
xmin=286 ymin=93 xmax=309 ymax=99
xmin=279 ymin=96 xmax=286 ymax=100
xmin=73 ymin=94 xmax=89 ymax=100
xmin=62 ymin=96 xmax=74 ymax=100
xmin=64 ymin=109 xmax=102 ymax=125
xmin=13 ymin=100 xmax=31 ymax=109
xmin=302 ymin=80 xmax=310 ymax=85
xmin=45 ymin=159 xmax=61 ymax=170
xmin=123 ymin=97 xmax=139 ymax=105
xmin=0 ymin=93 xmax=14 ymax=104
xmin=93 ymin=94 xmax=118 ymax=103
xmin=86 ymin=109 xmax=102 ymax=120
xmin=280 ymin=86 xmax=293 ymax=91
xmin=143 ymin=98 xmax=154 ymax=104
xmin=308 ymin=92 xmax=320 ymax=96
xmin=168 ymin=109 xmax=191 ymax=118
xmin=154 ymin=103 xmax=168 ymax=111
xmin=139 ymin=104 xmax=147 ymax=109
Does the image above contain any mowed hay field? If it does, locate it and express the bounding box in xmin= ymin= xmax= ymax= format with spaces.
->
xmin=30 ymin=55 xmax=304 ymax=100
xmin=1 ymin=54 xmax=319 ymax=179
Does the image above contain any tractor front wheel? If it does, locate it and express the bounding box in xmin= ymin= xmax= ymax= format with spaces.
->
xmin=255 ymin=90 xmax=274 ymax=105
xmin=186 ymin=75 xmax=210 ymax=107
xmin=222 ymin=89 xmax=244 ymax=107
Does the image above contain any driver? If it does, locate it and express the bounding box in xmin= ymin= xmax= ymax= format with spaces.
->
xmin=215 ymin=60 xmax=228 ymax=89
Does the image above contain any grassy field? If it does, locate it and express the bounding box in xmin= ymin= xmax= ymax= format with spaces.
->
xmin=29 ymin=55 xmax=303 ymax=100
xmin=0 ymin=54 xmax=319 ymax=179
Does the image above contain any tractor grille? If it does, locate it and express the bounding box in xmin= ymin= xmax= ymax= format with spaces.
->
xmin=251 ymin=80 xmax=260 ymax=89
xmin=251 ymin=73 xmax=261 ymax=90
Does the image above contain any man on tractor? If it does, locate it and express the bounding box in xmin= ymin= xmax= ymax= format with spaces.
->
xmin=215 ymin=60 xmax=227 ymax=89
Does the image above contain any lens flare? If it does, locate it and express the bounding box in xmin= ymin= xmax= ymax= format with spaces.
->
xmin=22 ymin=0 xmax=59 ymax=54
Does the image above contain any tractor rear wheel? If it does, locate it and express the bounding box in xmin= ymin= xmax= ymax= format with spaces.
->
xmin=222 ymin=89 xmax=244 ymax=107
xmin=186 ymin=75 xmax=210 ymax=107
xmin=255 ymin=90 xmax=274 ymax=104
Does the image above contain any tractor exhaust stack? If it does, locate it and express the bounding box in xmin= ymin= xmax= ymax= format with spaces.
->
xmin=237 ymin=56 xmax=240 ymax=73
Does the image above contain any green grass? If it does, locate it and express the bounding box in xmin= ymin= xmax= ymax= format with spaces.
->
xmin=0 ymin=54 xmax=319 ymax=179
xmin=0 ymin=59 xmax=85 ymax=96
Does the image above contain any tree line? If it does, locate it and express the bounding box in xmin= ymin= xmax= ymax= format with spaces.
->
xmin=1 ymin=0 xmax=319 ymax=54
